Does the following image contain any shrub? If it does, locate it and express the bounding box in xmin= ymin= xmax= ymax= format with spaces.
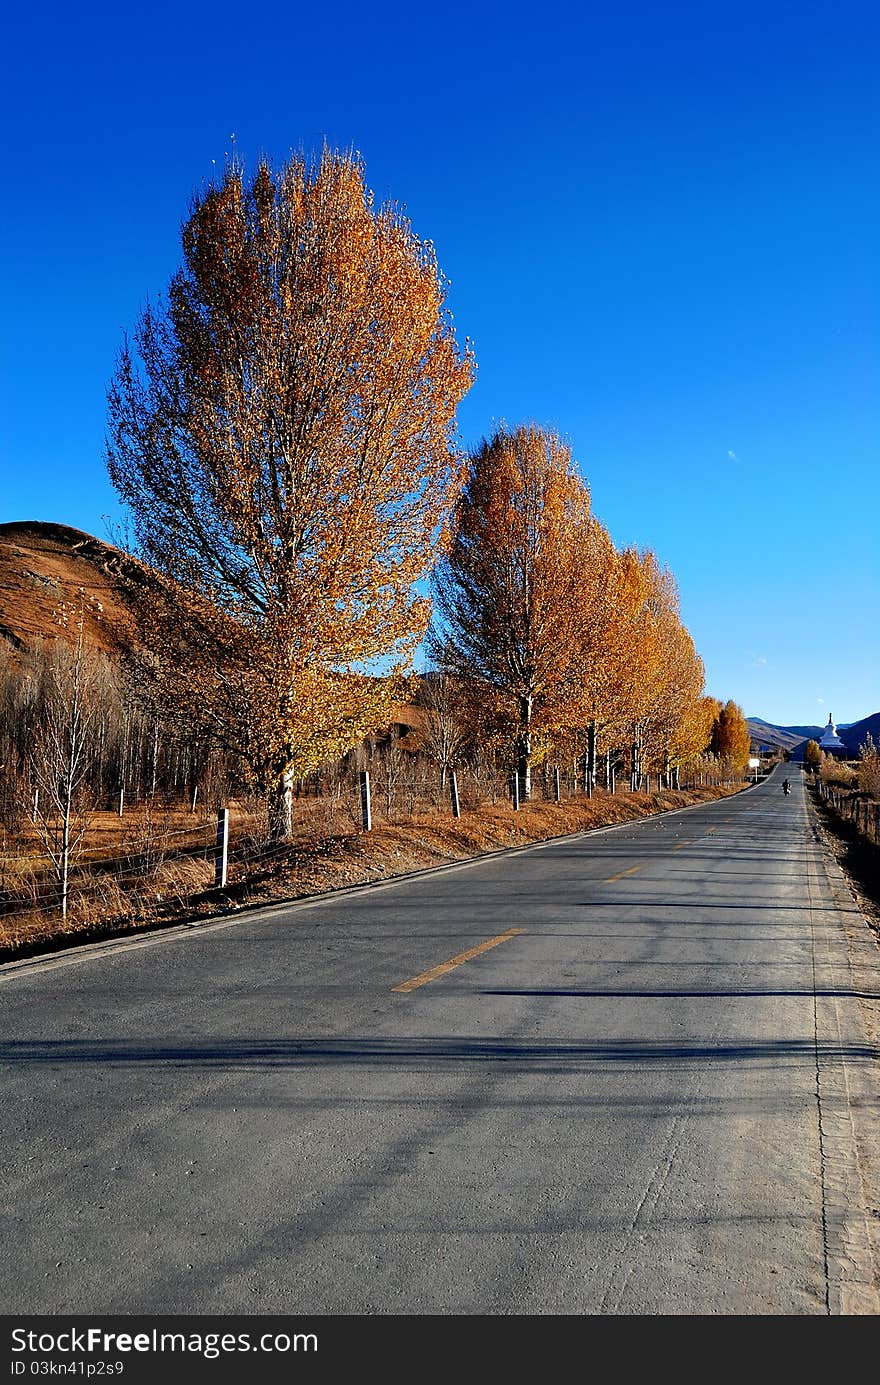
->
xmin=859 ymin=735 xmax=880 ymax=801
xmin=819 ymin=753 xmax=858 ymax=788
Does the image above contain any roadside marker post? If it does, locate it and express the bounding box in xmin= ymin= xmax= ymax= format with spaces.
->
xmin=360 ymin=770 xmax=372 ymax=831
xmin=553 ymin=766 xmax=561 ymax=802
xmin=215 ymin=808 xmax=229 ymax=889
xmin=450 ymin=770 xmax=461 ymax=819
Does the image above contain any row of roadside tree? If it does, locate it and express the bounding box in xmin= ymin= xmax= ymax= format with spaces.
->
xmin=1 ymin=148 xmax=753 ymax=858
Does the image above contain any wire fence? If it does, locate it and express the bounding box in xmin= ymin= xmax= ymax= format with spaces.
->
xmin=0 ymin=806 xmax=307 ymax=923
xmin=0 ymin=765 xmax=751 ymax=931
xmin=814 ymin=780 xmax=880 ymax=845
xmin=0 ymin=816 xmax=216 ymax=920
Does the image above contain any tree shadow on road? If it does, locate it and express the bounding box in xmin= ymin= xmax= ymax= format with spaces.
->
xmin=481 ymin=986 xmax=880 ymax=1000
xmin=2 ymin=1035 xmax=877 ymax=1070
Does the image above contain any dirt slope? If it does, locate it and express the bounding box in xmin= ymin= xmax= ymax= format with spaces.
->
xmin=0 ymin=521 xmax=138 ymax=659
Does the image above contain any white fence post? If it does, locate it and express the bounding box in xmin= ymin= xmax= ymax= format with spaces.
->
xmin=215 ymin=808 xmax=229 ymax=889
xmin=450 ymin=771 xmax=461 ymax=819
xmin=360 ymin=771 xmax=372 ymax=831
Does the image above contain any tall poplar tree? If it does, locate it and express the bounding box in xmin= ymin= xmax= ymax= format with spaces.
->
xmin=430 ymin=425 xmax=603 ymax=799
xmin=710 ymin=700 xmax=752 ymax=770
xmin=107 ymin=150 xmax=474 ymax=837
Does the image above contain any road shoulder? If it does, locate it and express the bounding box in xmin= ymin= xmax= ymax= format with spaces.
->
xmin=806 ymin=793 xmax=880 ymax=1312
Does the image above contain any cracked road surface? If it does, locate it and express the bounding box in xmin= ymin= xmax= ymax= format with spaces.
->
xmin=2 ymin=767 xmax=879 ymax=1314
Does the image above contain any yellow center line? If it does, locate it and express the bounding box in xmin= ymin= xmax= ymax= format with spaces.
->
xmin=605 ymin=863 xmax=645 ymax=883
xmin=392 ymin=929 xmax=526 ymax=993
xmin=673 ymin=841 xmax=688 ymax=851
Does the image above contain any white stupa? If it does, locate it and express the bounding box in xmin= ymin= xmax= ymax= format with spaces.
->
xmin=818 ymin=714 xmax=846 ymax=754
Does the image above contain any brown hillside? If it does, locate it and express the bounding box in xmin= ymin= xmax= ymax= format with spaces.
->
xmin=0 ymin=521 xmax=138 ymax=660
xmin=0 ymin=522 xmax=425 ymax=735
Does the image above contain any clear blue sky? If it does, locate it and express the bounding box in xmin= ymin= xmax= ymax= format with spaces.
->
xmin=1 ymin=1 xmax=877 ymax=726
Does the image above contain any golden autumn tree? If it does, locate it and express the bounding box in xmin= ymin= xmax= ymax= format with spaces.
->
xmin=668 ymin=692 xmax=718 ymax=784
xmin=106 ymin=150 xmax=474 ymax=838
xmin=574 ymin=545 xmax=664 ymax=788
xmin=547 ymin=518 xmax=617 ymax=787
xmin=550 ymin=539 xmax=712 ymax=794
xmin=636 ymin=559 xmax=706 ymax=784
xmin=605 ymin=551 xmax=709 ymax=791
xmin=804 ymin=738 xmax=822 ymax=770
xmin=702 ymin=695 xmax=723 ymax=730
xmin=430 ymin=424 xmax=603 ymax=799
xmin=710 ymin=699 xmax=751 ymax=771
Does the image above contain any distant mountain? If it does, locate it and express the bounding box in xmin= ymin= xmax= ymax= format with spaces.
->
xmin=747 ymin=713 xmax=880 ymax=756
xmin=838 ymin=712 xmax=880 ymax=753
xmin=748 ymin=720 xmax=809 ymax=753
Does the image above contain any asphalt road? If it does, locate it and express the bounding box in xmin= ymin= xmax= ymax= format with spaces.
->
xmin=2 ymin=767 xmax=878 ymax=1315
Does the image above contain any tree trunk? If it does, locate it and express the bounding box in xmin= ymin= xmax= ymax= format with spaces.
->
xmin=151 ymin=720 xmax=160 ymax=797
xmin=268 ymin=768 xmax=295 ymax=841
xmin=517 ymin=695 xmax=533 ymax=801
xmin=60 ymin=777 xmax=71 ymax=921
